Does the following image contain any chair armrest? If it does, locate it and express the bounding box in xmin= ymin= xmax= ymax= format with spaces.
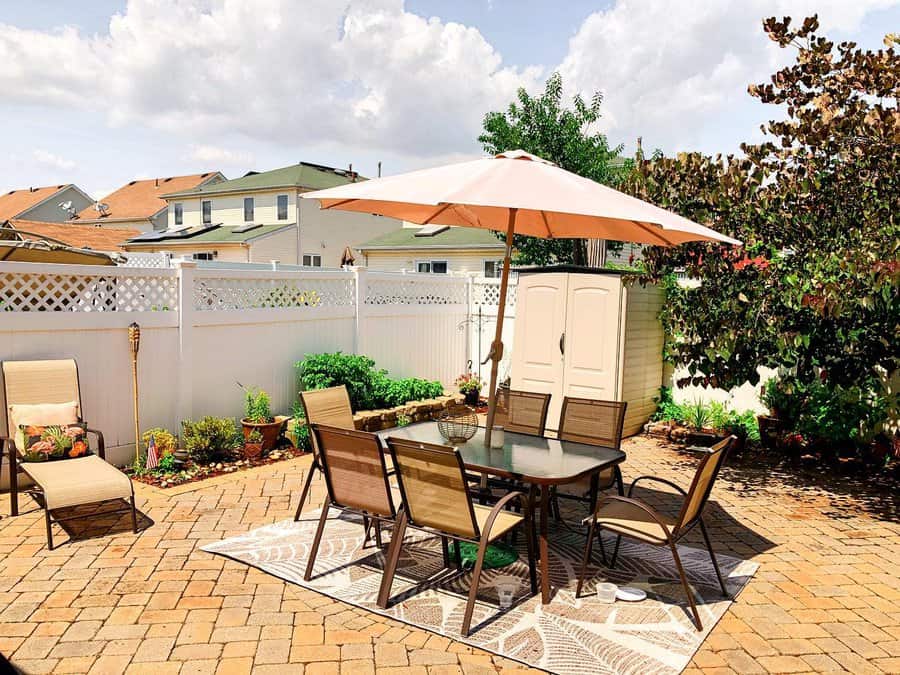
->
xmin=85 ymin=428 xmax=106 ymax=460
xmin=588 ymin=495 xmax=674 ymax=540
xmin=628 ymin=475 xmax=687 ymax=497
xmin=686 ymin=445 xmax=714 ymax=455
xmin=480 ymin=490 xmax=526 ymax=539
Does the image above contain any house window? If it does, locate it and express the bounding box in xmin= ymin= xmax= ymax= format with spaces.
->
xmin=483 ymin=260 xmax=503 ymax=278
xmin=302 ymin=253 xmax=322 ymax=267
xmin=243 ymin=197 xmax=254 ymax=222
xmin=202 ymin=200 xmax=211 ymax=224
xmin=277 ymin=194 xmax=288 ymax=220
xmin=192 ymin=251 xmax=217 ymax=261
xmin=416 ymin=260 xmax=448 ymax=274
xmin=174 ymin=203 xmax=183 ymax=226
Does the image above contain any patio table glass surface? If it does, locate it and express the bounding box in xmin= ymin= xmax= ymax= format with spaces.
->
xmin=378 ymin=422 xmax=625 ymax=484
xmin=377 ymin=421 xmax=626 ymax=603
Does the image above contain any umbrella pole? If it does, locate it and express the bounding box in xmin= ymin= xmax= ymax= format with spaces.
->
xmin=484 ymin=208 xmax=517 ymax=447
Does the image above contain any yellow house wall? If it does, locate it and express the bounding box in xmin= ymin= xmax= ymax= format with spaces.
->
xmin=362 ymin=248 xmax=505 ymax=274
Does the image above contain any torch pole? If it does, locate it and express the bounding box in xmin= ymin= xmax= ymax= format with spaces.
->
xmin=128 ymin=323 xmax=141 ymax=465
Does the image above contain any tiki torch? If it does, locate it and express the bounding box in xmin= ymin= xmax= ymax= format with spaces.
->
xmin=128 ymin=322 xmax=141 ymax=464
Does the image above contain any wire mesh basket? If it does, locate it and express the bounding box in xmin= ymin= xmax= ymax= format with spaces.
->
xmin=435 ymin=404 xmax=479 ymax=443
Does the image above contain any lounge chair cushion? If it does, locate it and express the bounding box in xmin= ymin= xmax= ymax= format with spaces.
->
xmin=594 ymin=499 xmax=675 ymax=545
xmin=22 ymin=455 xmax=133 ymax=510
xmin=9 ymin=401 xmax=79 ymax=448
xmin=19 ymin=423 xmax=91 ymax=462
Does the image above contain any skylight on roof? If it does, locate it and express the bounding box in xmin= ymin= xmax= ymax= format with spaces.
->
xmin=231 ymin=223 xmax=262 ymax=234
xmin=414 ymin=225 xmax=450 ymax=237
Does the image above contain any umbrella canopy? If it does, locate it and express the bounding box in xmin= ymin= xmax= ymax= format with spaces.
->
xmin=302 ymin=150 xmax=740 ymax=445
xmin=302 ymin=150 xmax=740 ymax=247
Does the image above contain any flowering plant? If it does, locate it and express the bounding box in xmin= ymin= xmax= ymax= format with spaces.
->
xmin=455 ymin=373 xmax=483 ymax=394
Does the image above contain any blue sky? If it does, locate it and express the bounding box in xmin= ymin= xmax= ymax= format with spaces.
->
xmin=0 ymin=1 xmax=897 ymax=200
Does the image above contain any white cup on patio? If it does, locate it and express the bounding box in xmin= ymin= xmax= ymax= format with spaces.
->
xmin=490 ymin=426 xmax=505 ymax=448
xmin=596 ymin=582 xmax=617 ymax=604
xmin=494 ymin=574 xmax=520 ymax=609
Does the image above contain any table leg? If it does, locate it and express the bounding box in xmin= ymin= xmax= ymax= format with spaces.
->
xmin=588 ymin=473 xmax=599 ymax=515
xmin=539 ymin=484 xmax=550 ymax=604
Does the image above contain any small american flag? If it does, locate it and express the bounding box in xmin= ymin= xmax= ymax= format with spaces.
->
xmin=145 ymin=433 xmax=159 ymax=470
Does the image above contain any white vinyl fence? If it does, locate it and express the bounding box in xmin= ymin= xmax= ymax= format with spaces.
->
xmin=0 ymin=261 xmax=475 ymax=477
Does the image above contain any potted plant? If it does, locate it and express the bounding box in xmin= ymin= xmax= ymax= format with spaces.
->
xmin=243 ymin=429 xmax=264 ymax=460
xmin=455 ymin=373 xmax=483 ymax=406
xmin=238 ymin=384 xmax=288 ymax=451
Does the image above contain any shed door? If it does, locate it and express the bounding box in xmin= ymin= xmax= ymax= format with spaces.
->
xmin=560 ymin=275 xmax=622 ymax=415
xmin=509 ymin=274 xmax=568 ymax=422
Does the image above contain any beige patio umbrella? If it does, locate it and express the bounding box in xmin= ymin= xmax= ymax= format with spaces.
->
xmin=302 ymin=150 xmax=740 ymax=445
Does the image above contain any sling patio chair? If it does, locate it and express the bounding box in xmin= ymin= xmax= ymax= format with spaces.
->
xmin=0 ymin=359 xmax=137 ymax=550
xmin=471 ymin=388 xmax=551 ymax=505
xmin=576 ymin=436 xmax=736 ymax=630
xmin=551 ymin=397 xmax=628 ymax=520
xmin=294 ymin=385 xmax=355 ymax=521
xmin=304 ymin=424 xmax=399 ymax=580
xmin=379 ymin=437 xmax=537 ymax=637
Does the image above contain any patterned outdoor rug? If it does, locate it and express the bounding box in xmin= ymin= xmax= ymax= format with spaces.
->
xmin=203 ymin=510 xmax=758 ymax=674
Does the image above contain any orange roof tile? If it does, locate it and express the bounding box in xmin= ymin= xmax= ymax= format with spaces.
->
xmin=75 ymin=172 xmax=221 ymax=222
xmin=9 ymin=219 xmax=139 ymax=252
xmin=0 ymin=185 xmax=72 ymax=221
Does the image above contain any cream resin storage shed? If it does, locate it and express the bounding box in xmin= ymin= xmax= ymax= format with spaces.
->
xmin=509 ymin=266 xmax=664 ymax=436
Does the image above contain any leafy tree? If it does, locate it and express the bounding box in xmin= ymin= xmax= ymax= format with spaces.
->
xmin=623 ymin=16 xmax=899 ymax=441
xmin=479 ymin=73 xmax=626 ymax=265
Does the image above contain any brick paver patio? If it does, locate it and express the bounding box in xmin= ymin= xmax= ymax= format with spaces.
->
xmin=1 ymin=436 xmax=899 ymax=675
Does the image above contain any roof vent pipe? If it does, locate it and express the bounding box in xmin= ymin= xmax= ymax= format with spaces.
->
xmin=378 ymin=161 xmax=382 ymax=178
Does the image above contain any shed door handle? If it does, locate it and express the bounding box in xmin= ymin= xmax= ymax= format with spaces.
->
xmin=559 ymin=332 xmax=565 ymax=356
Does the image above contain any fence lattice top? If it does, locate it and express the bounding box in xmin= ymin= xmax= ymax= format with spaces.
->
xmin=193 ymin=276 xmax=355 ymax=311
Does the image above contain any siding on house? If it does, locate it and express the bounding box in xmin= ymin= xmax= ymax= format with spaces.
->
xmin=619 ymin=282 xmax=665 ymax=436
xmin=248 ymin=227 xmax=298 ymax=265
xmin=364 ymin=249 xmax=505 ymax=275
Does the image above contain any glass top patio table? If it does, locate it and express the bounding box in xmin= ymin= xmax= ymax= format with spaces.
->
xmin=377 ymin=422 xmax=625 ymax=485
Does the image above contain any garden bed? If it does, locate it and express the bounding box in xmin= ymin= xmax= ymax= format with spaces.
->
xmin=128 ymin=444 xmax=306 ymax=489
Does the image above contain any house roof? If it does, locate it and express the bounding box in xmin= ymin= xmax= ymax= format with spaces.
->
xmin=162 ymin=162 xmax=362 ymax=199
xmin=0 ymin=185 xmax=78 ymax=221
xmin=357 ymin=226 xmax=505 ymax=251
xmin=7 ymin=219 xmax=139 ymax=252
xmin=124 ymin=223 xmax=293 ymax=248
xmin=75 ymin=172 xmax=223 ymax=222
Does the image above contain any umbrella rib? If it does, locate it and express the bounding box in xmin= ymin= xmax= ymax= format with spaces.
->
xmin=421 ymin=203 xmax=452 ymax=225
xmin=630 ymin=220 xmax=675 ymax=246
xmin=319 ymin=198 xmax=357 ymax=211
xmin=540 ymin=210 xmax=552 ymax=238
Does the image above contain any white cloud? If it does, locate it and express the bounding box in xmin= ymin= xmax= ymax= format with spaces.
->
xmin=185 ymin=144 xmax=254 ymax=167
xmin=32 ymin=149 xmax=75 ymax=171
xmin=558 ymin=0 xmax=899 ymax=154
xmin=0 ymin=0 xmax=539 ymax=160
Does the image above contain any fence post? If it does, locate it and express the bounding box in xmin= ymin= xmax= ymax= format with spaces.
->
xmin=353 ymin=266 xmax=367 ymax=355
xmin=175 ymin=259 xmax=197 ymax=426
xmin=465 ymin=275 xmax=474 ymax=368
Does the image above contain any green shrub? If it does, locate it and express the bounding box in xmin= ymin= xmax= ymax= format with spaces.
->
xmin=722 ymin=409 xmax=760 ymax=442
xmin=651 ymin=386 xmax=685 ymax=423
xmin=142 ymin=427 xmax=178 ymax=456
xmin=241 ymin=386 xmax=273 ymax=423
xmin=181 ymin=416 xmax=238 ymax=464
xmin=297 ymin=352 xmax=443 ymax=411
xmin=155 ymin=453 xmax=177 ymax=474
xmin=684 ymin=399 xmax=713 ymax=431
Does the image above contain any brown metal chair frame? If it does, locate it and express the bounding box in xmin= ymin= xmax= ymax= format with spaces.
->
xmin=576 ymin=436 xmax=735 ymax=630
xmin=304 ymin=424 xmax=397 ymax=581
xmin=294 ymin=386 xmax=355 ymax=521
xmin=378 ymin=438 xmax=538 ymax=637
xmin=0 ymin=359 xmax=138 ymax=550
xmin=471 ymin=389 xmax=551 ymax=505
xmin=551 ymin=397 xmax=628 ymax=520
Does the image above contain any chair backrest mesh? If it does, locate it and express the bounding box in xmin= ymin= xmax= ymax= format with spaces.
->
xmin=300 ymin=386 xmax=354 ymax=429
xmin=675 ymin=436 xmax=734 ymax=532
xmin=494 ymin=389 xmax=551 ymax=436
xmin=387 ymin=437 xmax=478 ymax=539
xmin=313 ymin=424 xmax=394 ymax=517
xmin=2 ymin=359 xmax=81 ymax=437
xmin=558 ymin=397 xmax=627 ymax=449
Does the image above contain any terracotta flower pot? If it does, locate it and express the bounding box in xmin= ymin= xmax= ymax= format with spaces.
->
xmin=242 ymin=442 xmax=264 ymax=461
xmin=241 ymin=415 xmax=288 ymax=451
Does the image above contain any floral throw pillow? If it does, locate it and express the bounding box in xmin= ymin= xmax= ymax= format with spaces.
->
xmin=19 ymin=423 xmax=91 ymax=462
